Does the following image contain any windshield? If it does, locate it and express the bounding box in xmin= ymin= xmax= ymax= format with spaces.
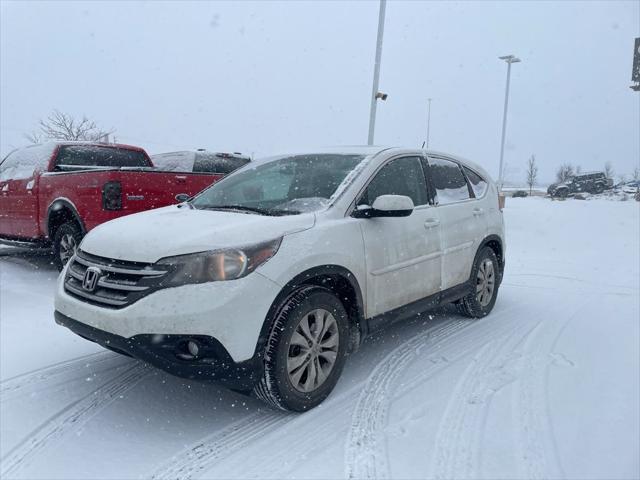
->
xmin=191 ymin=154 xmax=365 ymax=215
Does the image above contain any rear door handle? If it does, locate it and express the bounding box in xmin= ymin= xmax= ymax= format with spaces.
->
xmin=424 ymin=219 xmax=440 ymax=229
xmin=473 ymin=208 xmax=485 ymax=217
xmin=175 ymin=175 xmax=187 ymax=184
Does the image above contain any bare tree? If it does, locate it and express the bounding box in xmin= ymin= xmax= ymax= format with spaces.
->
xmin=604 ymin=161 xmax=614 ymax=179
xmin=526 ymin=154 xmax=538 ymax=195
xmin=575 ymin=165 xmax=582 ymax=174
xmin=632 ymin=166 xmax=640 ymax=182
xmin=556 ymin=163 xmax=574 ymax=183
xmin=25 ymin=110 xmax=113 ymax=143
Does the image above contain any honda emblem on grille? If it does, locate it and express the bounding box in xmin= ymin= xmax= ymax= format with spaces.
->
xmin=82 ymin=267 xmax=102 ymax=292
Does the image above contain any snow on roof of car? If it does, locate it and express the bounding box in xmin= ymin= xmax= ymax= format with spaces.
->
xmin=0 ymin=142 xmax=58 ymax=180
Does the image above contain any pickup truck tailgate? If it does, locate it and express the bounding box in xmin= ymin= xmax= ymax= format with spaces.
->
xmin=118 ymin=171 xmax=221 ymax=211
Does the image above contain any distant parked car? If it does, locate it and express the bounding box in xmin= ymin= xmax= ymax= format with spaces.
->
xmin=511 ymin=190 xmax=528 ymax=198
xmin=152 ymin=150 xmax=250 ymax=175
xmin=547 ymin=171 xmax=613 ymax=197
xmin=622 ymin=180 xmax=640 ymax=194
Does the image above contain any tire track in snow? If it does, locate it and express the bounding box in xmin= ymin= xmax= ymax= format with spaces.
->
xmin=431 ymin=322 xmax=541 ymax=480
xmin=150 ymin=411 xmax=288 ymax=480
xmin=344 ymin=319 xmax=471 ymax=480
xmin=344 ymin=301 xmax=532 ymax=480
xmin=514 ymin=301 xmax=591 ymax=480
xmin=0 ymin=362 xmax=149 ymax=478
xmin=151 ymin=318 xmax=466 ymax=480
xmin=0 ymin=352 xmax=127 ymax=401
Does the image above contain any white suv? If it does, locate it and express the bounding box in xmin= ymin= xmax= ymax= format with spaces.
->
xmin=54 ymin=147 xmax=505 ymax=411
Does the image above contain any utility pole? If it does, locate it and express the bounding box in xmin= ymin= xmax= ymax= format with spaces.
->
xmin=367 ymin=0 xmax=387 ymax=146
xmin=426 ymin=98 xmax=432 ymax=149
xmin=497 ymin=54 xmax=521 ymax=190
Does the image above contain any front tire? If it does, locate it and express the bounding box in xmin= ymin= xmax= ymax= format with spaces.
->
xmin=253 ymin=286 xmax=349 ymax=412
xmin=457 ymin=247 xmax=500 ymax=318
xmin=52 ymin=221 xmax=82 ymax=270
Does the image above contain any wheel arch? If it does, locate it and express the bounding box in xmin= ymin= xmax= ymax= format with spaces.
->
xmin=255 ymin=265 xmax=365 ymax=359
xmin=46 ymin=198 xmax=86 ymax=240
xmin=478 ymin=234 xmax=505 ymax=281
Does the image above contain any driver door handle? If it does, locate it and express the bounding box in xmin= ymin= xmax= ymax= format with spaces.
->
xmin=473 ymin=208 xmax=485 ymax=217
xmin=424 ymin=218 xmax=440 ymax=229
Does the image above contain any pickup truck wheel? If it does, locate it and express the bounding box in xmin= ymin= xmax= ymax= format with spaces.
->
xmin=556 ymin=188 xmax=569 ymax=199
xmin=594 ymin=183 xmax=605 ymax=194
xmin=253 ymin=286 xmax=349 ymax=412
xmin=457 ymin=247 xmax=500 ymax=318
xmin=53 ymin=222 xmax=82 ymax=270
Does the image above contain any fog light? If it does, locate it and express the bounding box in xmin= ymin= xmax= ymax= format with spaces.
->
xmin=187 ymin=340 xmax=200 ymax=357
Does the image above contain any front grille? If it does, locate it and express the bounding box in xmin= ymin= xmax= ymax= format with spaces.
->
xmin=64 ymin=250 xmax=168 ymax=308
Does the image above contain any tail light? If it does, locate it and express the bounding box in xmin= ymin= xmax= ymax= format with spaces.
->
xmin=102 ymin=181 xmax=122 ymax=210
xmin=498 ymin=193 xmax=505 ymax=211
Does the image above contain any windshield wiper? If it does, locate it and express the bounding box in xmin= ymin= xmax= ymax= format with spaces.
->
xmin=199 ymin=205 xmax=296 ymax=216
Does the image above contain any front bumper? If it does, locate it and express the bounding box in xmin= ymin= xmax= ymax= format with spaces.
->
xmin=55 ymin=261 xmax=283 ymax=363
xmin=55 ymin=311 xmax=262 ymax=391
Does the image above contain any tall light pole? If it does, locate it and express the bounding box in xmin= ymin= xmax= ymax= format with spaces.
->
xmin=367 ymin=0 xmax=387 ymax=146
xmin=426 ymin=98 xmax=432 ymax=148
xmin=497 ymin=54 xmax=521 ymax=190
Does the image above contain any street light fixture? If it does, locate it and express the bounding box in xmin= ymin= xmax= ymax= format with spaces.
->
xmin=497 ymin=54 xmax=521 ymax=190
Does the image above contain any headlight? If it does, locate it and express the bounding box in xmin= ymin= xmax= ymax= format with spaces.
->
xmin=157 ymin=237 xmax=282 ymax=286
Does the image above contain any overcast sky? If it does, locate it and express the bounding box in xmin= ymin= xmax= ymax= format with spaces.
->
xmin=1 ymin=0 xmax=638 ymax=183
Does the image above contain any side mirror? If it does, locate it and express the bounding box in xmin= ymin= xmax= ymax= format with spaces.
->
xmin=353 ymin=194 xmax=414 ymax=218
xmin=175 ymin=193 xmax=190 ymax=203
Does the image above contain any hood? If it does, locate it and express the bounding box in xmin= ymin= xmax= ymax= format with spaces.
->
xmin=80 ymin=205 xmax=316 ymax=263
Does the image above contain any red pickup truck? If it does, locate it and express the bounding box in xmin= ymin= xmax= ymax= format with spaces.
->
xmin=0 ymin=142 xmax=225 ymax=268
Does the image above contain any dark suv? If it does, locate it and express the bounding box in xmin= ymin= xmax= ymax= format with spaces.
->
xmin=547 ymin=172 xmax=613 ymax=197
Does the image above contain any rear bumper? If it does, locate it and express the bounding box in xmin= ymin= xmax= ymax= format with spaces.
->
xmin=54 ymin=311 xmax=262 ymax=391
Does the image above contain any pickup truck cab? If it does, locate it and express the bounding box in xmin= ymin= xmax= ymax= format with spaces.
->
xmin=0 ymin=142 xmax=223 ymax=268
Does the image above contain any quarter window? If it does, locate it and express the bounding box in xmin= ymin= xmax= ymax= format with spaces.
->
xmin=359 ymin=156 xmax=429 ymax=207
xmin=429 ymin=157 xmax=471 ymax=204
xmin=193 ymin=153 xmax=250 ymax=174
xmin=463 ymin=166 xmax=488 ymax=198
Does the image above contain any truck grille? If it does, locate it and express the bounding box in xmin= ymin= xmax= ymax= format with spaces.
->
xmin=64 ymin=250 xmax=168 ymax=308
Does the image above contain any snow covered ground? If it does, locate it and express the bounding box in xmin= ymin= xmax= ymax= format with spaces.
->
xmin=1 ymin=197 xmax=638 ymax=479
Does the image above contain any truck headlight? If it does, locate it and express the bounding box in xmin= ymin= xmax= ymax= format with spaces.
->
xmin=157 ymin=238 xmax=282 ymax=286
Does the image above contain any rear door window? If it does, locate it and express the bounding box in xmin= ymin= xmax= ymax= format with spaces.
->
xmin=428 ymin=157 xmax=472 ymax=205
xmin=55 ymin=145 xmax=151 ymax=169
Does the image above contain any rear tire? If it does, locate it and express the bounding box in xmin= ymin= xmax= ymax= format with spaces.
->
xmin=253 ymin=286 xmax=349 ymax=412
xmin=457 ymin=247 xmax=500 ymax=318
xmin=52 ymin=221 xmax=82 ymax=271
xmin=594 ymin=183 xmax=604 ymax=194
